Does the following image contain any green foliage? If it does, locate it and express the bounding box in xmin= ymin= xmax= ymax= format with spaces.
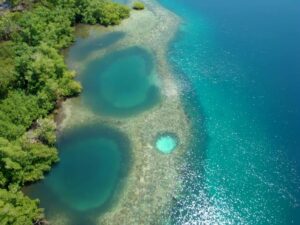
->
xmin=133 ymin=1 xmax=145 ymax=10
xmin=0 ymin=0 xmax=129 ymax=223
xmin=15 ymin=43 xmax=81 ymax=97
xmin=80 ymin=0 xmax=130 ymax=25
xmin=0 ymin=188 xmax=43 ymax=225
xmin=15 ymin=6 xmax=75 ymax=49
xmin=0 ymin=41 xmax=16 ymax=98
xmin=0 ymin=137 xmax=58 ymax=188
xmin=34 ymin=117 xmax=57 ymax=146
xmin=0 ymin=91 xmax=48 ymax=140
xmin=0 ymin=12 xmax=19 ymax=41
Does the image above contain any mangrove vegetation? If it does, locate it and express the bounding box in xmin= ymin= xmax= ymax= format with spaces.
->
xmin=132 ymin=1 xmax=145 ymax=10
xmin=0 ymin=0 xmax=130 ymax=224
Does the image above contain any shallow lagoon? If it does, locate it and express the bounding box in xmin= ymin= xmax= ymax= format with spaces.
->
xmin=25 ymin=19 xmax=165 ymax=225
xmin=25 ymin=2 xmax=188 ymax=224
xmin=26 ymin=125 xmax=131 ymax=225
xmin=80 ymin=47 xmax=161 ymax=117
xmin=24 ymin=0 xmax=300 ymax=223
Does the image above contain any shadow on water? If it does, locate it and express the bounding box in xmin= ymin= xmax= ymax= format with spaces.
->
xmin=25 ymin=124 xmax=132 ymax=225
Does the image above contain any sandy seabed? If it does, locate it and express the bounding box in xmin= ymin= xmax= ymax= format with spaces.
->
xmin=57 ymin=0 xmax=192 ymax=224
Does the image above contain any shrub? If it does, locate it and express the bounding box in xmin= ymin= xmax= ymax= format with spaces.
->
xmin=35 ymin=117 xmax=56 ymax=146
xmin=0 ymin=188 xmax=44 ymax=225
xmin=0 ymin=0 xmax=129 ymax=223
xmin=80 ymin=0 xmax=130 ymax=26
xmin=132 ymin=1 xmax=145 ymax=10
xmin=0 ymin=12 xmax=19 ymax=41
xmin=0 ymin=41 xmax=16 ymax=98
xmin=0 ymin=137 xmax=58 ymax=188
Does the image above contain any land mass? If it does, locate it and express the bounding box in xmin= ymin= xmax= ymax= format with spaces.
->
xmin=0 ymin=0 xmax=191 ymax=224
xmin=0 ymin=0 xmax=129 ymax=224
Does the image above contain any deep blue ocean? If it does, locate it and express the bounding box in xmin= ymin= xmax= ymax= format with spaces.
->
xmin=158 ymin=0 xmax=300 ymax=224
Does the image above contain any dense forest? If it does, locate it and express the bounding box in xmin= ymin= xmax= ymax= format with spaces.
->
xmin=0 ymin=0 xmax=130 ymax=224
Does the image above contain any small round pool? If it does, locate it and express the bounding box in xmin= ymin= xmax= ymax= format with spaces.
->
xmin=155 ymin=133 xmax=178 ymax=154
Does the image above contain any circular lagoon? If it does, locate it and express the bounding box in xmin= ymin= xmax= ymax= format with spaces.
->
xmin=81 ymin=47 xmax=161 ymax=117
xmin=155 ymin=133 xmax=178 ymax=154
xmin=25 ymin=125 xmax=131 ymax=224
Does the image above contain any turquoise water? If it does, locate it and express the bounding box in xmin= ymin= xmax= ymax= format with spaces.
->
xmin=159 ymin=0 xmax=300 ymax=224
xmin=80 ymin=47 xmax=161 ymax=117
xmin=155 ymin=134 xmax=178 ymax=154
xmin=112 ymin=0 xmax=127 ymax=4
xmin=67 ymin=31 xmax=161 ymax=119
xmin=67 ymin=31 xmax=125 ymax=62
xmin=25 ymin=0 xmax=300 ymax=223
xmin=26 ymin=125 xmax=131 ymax=225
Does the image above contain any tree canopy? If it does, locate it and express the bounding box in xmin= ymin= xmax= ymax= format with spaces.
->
xmin=0 ymin=0 xmax=130 ymax=223
xmin=0 ymin=188 xmax=43 ymax=225
xmin=133 ymin=1 xmax=145 ymax=10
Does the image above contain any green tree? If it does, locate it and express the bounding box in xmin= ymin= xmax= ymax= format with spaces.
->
xmin=0 ymin=41 xmax=16 ymax=98
xmin=0 ymin=91 xmax=46 ymax=140
xmin=15 ymin=6 xmax=74 ymax=48
xmin=0 ymin=137 xmax=58 ymax=188
xmin=133 ymin=1 xmax=145 ymax=10
xmin=0 ymin=0 xmax=129 ymax=223
xmin=0 ymin=188 xmax=43 ymax=225
xmin=0 ymin=12 xmax=19 ymax=41
xmin=34 ymin=117 xmax=57 ymax=146
xmin=15 ymin=43 xmax=81 ymax=97
xmin=80 ymin=0 xmax=130 ymax=25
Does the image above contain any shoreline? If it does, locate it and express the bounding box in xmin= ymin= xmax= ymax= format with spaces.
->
xmin=55 ymin=1 xmax=192 ymax=224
